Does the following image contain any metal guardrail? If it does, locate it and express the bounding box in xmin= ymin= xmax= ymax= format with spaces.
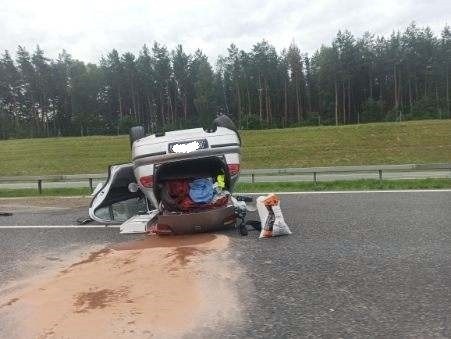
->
xmin=241 ymin=163 xmax=451 ymax=184
xmin=0 ymin=163 xmax=449 ymax=194
xmin=0 ymin=173 xmax=107 ymax=193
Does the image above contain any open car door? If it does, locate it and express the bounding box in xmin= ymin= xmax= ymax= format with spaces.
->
xmin=89 ymin=163 xmax=150 ymax=224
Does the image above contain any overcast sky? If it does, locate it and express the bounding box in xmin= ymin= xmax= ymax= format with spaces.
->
xmin=0 ymin=0 xmax=449 ymax=64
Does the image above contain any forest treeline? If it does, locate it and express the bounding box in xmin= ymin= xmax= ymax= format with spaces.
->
xmin=0 ymin=22 xmax=450 ymax=139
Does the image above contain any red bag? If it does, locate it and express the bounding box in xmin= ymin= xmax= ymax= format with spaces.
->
xmin=167 ymin=180 xmax=189 ymax=201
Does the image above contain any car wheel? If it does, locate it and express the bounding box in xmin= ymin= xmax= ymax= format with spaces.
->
xmin=213 ymin=115 xmax=237 ymax=132
xmin=213 ymin=115 xmax=241 ymax=144
xmin=129 ymin=126 xmax=145 ymax=148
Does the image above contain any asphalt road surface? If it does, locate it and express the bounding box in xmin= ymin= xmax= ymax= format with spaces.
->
xmin=0 ymin=190 xmax=450 ymax=337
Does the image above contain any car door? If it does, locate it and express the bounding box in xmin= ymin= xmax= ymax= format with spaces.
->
xmin=89 ymin=163 xmax=150 ymax=224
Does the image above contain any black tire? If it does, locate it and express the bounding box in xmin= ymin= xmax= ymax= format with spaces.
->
xmin=213 ymin=115 xmax=237 ymax=132
xmin=246 ymin=220 xmax=262 ymax=231
xmin=129 ymin=126 xmax=145 ymax=148
xmin=213 ymin=115 xmax=241 ymax=145
xmin=235 ymin=195 xmax=253 ymax=203
xmin=238 ymin=223 xmax=248 ymax=236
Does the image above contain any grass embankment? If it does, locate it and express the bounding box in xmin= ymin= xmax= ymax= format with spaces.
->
xmin=0 ymin=120 xmax=450 ymax=176
xmin=1 ymin=179 xmax=450 ymax=197
xmin=240 ymin=119 xmax=451 ymax=168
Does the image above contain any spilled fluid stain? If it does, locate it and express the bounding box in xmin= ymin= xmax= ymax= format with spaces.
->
xmin=0 ymin=233 xmax=238 ymax=339
xmin=86 ymin=248 xmax=113 ymax=259
xmin=111 ymin=233 xmax=217 ymax=251
xmin=0 ymin=297 xmax=19 ymax=308
xmin=165 ymin=247 xmax=211 ymax=271
xmin=74 ymin=288 xmax=129 ymax=313
xmin=62 ymin=248 xmax=112 ymax=273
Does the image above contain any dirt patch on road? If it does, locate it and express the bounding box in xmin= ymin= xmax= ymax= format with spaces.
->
xmin=0 ymin=233 xmax=241 ymax=338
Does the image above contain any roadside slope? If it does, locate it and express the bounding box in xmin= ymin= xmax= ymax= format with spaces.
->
xmin=0 ymin=119 xmax=450 ymax=176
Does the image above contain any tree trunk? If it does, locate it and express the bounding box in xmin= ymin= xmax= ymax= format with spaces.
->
xmin=446 ymin=64 xmax=450 ymax=118
xmin=424 ymin=69 xmax=428 ymax=98
xmin=118 ymin=91 xmax=123 ymax=120
xmin=436 ymin=84 xmax=442 ymax=119
xmin=394 ymin=64 xmax=398 ymax=111
xmin=284 ymin=79 xmax=288 ymax=127
xmin=379 ymin=76 xmax=383 ymax=101
xmin=347 ymin=78 xmax=351 ymax=123
xmin=299 ymin=81 xmax=304 ymax=122
xmin=268 ymin=89 xmax=272 ymax=125
xmin=295 ymin=81 xmax=300 ymax=124
xmin=166 ymin=82 xmax=173 ymax=125
xmin=408 ymin=78 xmax=413 ymax=113
xmin=258 ymin=75 xmax=263 ymax=123
xmin=398 ymin=69 xmax=402 ymax=121
xmin=131 ymin=81 xmax=138 ymax=123
xmin=246 ymin=86 xmax=251 ymax=127
xmin=265 ymin=80 xmax=269 ymax=123
xmin=146 ymin=95 xmax=152 ymax=129
xmin=184 ymin=94 xmax=187 ymax=121
xmin=160 ymin=91 xmax=164 ymax=126
xmin=334 ymin=80 xmax=338 ymax=126
xmin=342 ymin=80 xmax=346 ymax=124
xmin=414 ymin=76 xmax=418 ymax=100
xmin=236 ymin=83 xmax=241 ymax=127
xmin=246 ymin=86 xmax=251 ymax=114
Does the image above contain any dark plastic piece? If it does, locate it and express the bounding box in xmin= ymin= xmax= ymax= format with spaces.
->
xmin=246 ymin=220 xmax=262 ymax=231
xmin=76 ymin=216 xmax=94 ymax=225
xmin=0 ymin=212 xmax=12 ymax=217
xmin=238 ymin=223 xmax=248 ymax=236
xmin=203 ymin=126 xmax=217 ymax=133
xmin=235 ymin=195 xmax=253 ymax=202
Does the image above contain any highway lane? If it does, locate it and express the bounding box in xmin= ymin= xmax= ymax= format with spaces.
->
xmin=0 ymin=191 xmax=450 ymax=337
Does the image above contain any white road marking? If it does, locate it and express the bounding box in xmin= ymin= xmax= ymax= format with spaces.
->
xmin=240 ymin=189 xmax=451 ymax=195
xmin=0 ymin=225 xmax=120 ymax=229
xmin=1 ymin=190 xmax=448 ymax=229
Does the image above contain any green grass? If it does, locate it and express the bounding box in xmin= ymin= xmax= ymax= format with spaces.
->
xmin=236 ymin=178 xmax=451 ymax=192
xmin=0 ymin=119 xmax=450 ymax=176
xmin=1 ymin=179 xmax=450 ymax=197
xmin=240 ymin=119 xmax=451 ymax=169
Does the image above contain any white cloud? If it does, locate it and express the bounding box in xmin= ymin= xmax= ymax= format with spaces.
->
xmin=0 ymin=0 xmax=449 ymax=64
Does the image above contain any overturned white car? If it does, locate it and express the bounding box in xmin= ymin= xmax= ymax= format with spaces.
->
xmin=89 ymin=115 xmax=249 ymax=235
